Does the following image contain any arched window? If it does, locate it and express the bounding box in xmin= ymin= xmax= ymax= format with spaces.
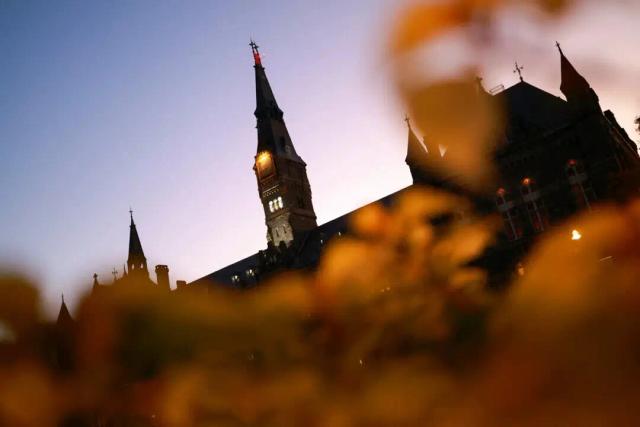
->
xmin=496 ymin=188 xmax=522 ymax=241
xmin=565 ymin=159 xmax=595 ymax=211
xmin=521 ymin=178 xmax=548 ymax=233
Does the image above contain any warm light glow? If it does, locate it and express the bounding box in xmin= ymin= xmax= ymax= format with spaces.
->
xmin=256 ymin=151 xmax=275 ymax=178
xmin=522 ymin=177 xmax=532 ymax=186
xmin=497 ymin=188 xmax=506 ymax=197
xmin=256 ymin=151 xmax=271 ymax=165
xmin=571 ymin=229 xmax=582 ymax=241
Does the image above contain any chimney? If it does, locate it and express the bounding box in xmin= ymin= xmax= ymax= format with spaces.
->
xmin=155 ymin=265 xmax=170 ymax=290
xmin=176 ymin=280 xmax=187 ymax=290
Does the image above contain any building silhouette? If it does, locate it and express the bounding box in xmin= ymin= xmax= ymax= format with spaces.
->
xmin=62 ymin=41 xmax=639 ymax=302
xmin=186 ymin=42 xmax=639 ymax=290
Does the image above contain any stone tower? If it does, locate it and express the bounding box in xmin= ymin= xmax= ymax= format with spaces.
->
xmin=250 ymin=41 xmax=317 ymax=246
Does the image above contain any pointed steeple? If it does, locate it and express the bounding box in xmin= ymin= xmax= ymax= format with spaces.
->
xmin=251 ymin=41 xmax=303 ymax=162
xmin=127 ymin=209 xmax=148 ymax=278
xmin=56 ymin=294 xmax=73 ymax=327
xmin=251 ymin=42 xmax=317 ymax=246
xmin=556 ymin=42 xmax=599 ymax=109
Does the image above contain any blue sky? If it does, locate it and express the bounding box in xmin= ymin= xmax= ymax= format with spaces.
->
xmin=1 ymin=0 xmax=638 ymax=314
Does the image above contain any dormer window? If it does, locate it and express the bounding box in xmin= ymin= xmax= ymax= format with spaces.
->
xmin=231 ymin=275 xmax=240 ymax=284
xmin=246 ymin=268 xmax=255 ymax=278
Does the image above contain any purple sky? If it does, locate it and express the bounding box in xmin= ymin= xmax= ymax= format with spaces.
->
xmin=1 ymin=0 xmax=638 ymax=314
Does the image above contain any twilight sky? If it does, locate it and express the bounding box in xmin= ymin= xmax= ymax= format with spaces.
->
xmin=1 ymin=0 xmax=639 ymax=314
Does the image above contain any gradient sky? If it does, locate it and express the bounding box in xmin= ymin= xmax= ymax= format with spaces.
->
xmin=1 ymin=0 xmax=639 ymax=314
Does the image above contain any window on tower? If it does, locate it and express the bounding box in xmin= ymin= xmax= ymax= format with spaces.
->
xmin=268 ymin=196 xmax=284 ymax=213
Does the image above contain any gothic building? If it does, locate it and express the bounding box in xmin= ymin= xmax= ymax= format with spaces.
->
xmin=250 ymin=41 xmax=318 ymax=247
xmin=90 ymin=210 xmax=172 ymax=294
xmin=188 ymin=42 xmax=639 ymax=290
xmin=63 ymin=42 xmax=639 ymax=301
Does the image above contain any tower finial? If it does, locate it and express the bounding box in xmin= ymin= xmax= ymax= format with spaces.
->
xmin=250 ymin=39 xmax=262 ymax=66
xmin=404 ymin=114 xmax=411 ymax=128
xmin=61 ymin=293 xmax=64 ymax=304
xmin=513 ymin=61 xmax=524 ymax=82
xmin=555 ymin=41 xmax=563 ymax=55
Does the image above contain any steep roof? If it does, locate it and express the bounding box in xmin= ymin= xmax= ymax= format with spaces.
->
xmin=56 ymin=296 xmax=73 ymax=327
xmin=128 ymin=212 xmax=146 ymax=264
xmin=251 ymin=42 xmax=303 ymax=162
xmin=497 ymin=81 xmax=571 ymax=137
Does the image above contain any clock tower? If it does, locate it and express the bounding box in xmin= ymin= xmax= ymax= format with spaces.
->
xmin=250 ymin=41 xmax=317 ymax=246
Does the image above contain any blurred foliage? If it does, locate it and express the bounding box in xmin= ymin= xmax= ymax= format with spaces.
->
xmin=3 ymin=192 xmax=640 ymax=426
xmin=2 ymin=0 xmax=639 ymax=425
xmin=388 ymin=0 xmax=577 ymax=193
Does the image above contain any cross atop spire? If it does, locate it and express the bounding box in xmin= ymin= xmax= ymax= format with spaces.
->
xmin=513 ymin=61 xmax=524 ymax=82
xmin=250 ymin=39 xmax=262 ymax=66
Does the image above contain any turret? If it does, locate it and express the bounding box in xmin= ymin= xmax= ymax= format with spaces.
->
xmin=155 ymin=265 xmax=170 ymax=291
xmin=557 ymin=42 xmax=600 ymax=113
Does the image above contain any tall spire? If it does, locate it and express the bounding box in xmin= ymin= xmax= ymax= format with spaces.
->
xmin=127 ymin=209 xmax=148 ymax=278
xmin=251 ymin=42 xmax=317 ymax=246
xmin=251 ymin=41 xmax=303 ymax=161
xmin=556 ymin=42 xmax=599 ymax=108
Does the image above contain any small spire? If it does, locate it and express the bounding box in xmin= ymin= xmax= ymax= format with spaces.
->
xmin=112 ymin=267 xmax=118 ymax=282
xmin=57 ymin=294 xmax=73 ymax=326
xmin=513 ymin=61 xmax=524 ymax=82
xmin=404 ymin=114 xmax=411 ymax=128
xmin=250 ymin=39 xmax=262 ymax=66
xmin=93 ymin=273 xmax=99 ymax=287
xmin=555 ymin=41 xmax=563 ymax=56
xmin=129 ymin=207 xmax=134 ymax=224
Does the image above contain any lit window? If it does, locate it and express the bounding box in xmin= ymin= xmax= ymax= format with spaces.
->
xmin=268 ymin=200 xmax=274 ymax=213
xmin=496 ymin=188 xmax=507 ymax=206
xmin=277 ymin=196 xmax=283 ymax=209
xmin=246 ymin=268 xmax=255 ymax=277
xmin=565 ymin=159 xmax=594 ymax=211
xmin=231 ymin=275 xmax=240 ymax=284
